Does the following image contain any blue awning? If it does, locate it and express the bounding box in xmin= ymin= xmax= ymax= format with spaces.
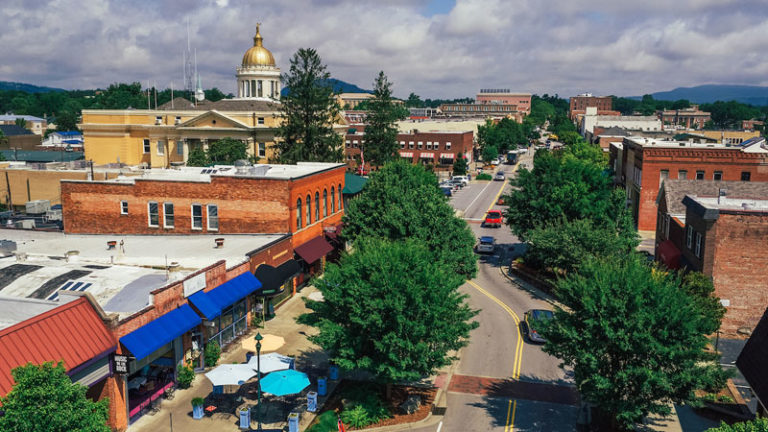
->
xmin=120 ymin=304 xmax=201 ymax=361
xmin=187 ymin=272 xmax=262 ymax=320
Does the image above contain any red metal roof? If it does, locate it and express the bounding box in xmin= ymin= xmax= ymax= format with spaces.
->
xmin=0 ymin=296 xmax=117 ymax=396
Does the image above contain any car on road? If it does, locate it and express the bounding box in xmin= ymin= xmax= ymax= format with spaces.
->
xmin=494 ymin=172 xmax=505 ymax=181
xmin=440 ymin=186 xmax=453 ymax=197
xmin=491 ymin=158 xmax=501 ymax=166
xmin=523 ymin=309 xmax=554 ymax=344
xmin=451 ymin=175 xmax=469 ymax=187
xmin=483 ymin=210 xmax=503 ymax=228
xmin=475 ymin=236 xmax=496 ymax=254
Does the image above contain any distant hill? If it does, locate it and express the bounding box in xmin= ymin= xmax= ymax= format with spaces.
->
xmin=281 ymin=78 xmax=370 ymax=96
xmin=0 ymin=81 xmax=66 ymax=93
xmin=629 ymin=85 xmax=768 ymax=106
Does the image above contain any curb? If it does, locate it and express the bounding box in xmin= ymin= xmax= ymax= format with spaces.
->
xmin=497 ymin=247 xmax=564 ymax=310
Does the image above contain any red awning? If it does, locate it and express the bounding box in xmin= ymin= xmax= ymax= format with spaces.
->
xmin=294 ymin=236 xmax=334 ymax=264
xmin=656 ymin=240 xmax=681 ymax=269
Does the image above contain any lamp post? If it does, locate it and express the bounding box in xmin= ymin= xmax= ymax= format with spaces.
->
xmin=255 ymin=332 xmax=263 ymax=432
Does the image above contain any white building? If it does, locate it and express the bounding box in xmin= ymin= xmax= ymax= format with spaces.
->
xmin=581 ymin=106 xmax=661 ymax=135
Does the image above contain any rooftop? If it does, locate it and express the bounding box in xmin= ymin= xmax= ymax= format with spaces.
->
xmin=0 ymin=150 xmax=84 ymax=162
xmin=659 ymin=180 xmax=768 ymax=216
xmin=0 ymin=230 xmax=288 ymax=318
xmin=0 ymin=115 xmax=44 ymax=122
xmin=690 ymin=195 xmax=768 ymax=212
xmin=626 ymin=136 xmax=768 ymax=152
xmin=64 ymin=162 xmax=345 ymax=185
xmin=0 ymin=296 xmax=60 ymax=330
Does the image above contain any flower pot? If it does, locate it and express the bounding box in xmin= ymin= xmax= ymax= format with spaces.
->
xmin=193 ymin=404 xmax=204 ymax=419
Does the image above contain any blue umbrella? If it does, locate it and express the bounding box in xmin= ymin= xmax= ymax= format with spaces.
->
xmin=259 ymin=369 xmax=310 ymax=397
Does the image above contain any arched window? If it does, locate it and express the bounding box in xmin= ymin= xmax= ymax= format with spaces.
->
xmin=331 ymin=187 xmax=336 ymax=214
xmin=306 ymin=195 xmax=311 ymax=225
xmin=339 ymin=184 xmax=343 ymax=209
xmin=296 ymin=198 xmax=302 ymax=228
xmin=323 ymin=189 xmax=328 ymax=218
xmin=315 ymin=192 xmax=320 ymax=221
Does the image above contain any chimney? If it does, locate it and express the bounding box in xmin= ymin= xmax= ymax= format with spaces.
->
xmin=718 ymin=188 xmax=727 ymax=205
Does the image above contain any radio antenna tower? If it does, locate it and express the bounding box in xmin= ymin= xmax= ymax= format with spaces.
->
xmin=183 ymin=19 xmax=194 ymax=99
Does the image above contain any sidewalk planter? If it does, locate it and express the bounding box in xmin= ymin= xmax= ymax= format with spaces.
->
xmin=307 ymin=391 xmax=318 ymax=412
xmin=329 ymin=363 xmax=339 ymax=380
xmin=238 ymin=408 xmax=251 ymax=429
xmin=288 ymin=412 xmax=300 ymax=432
xmin=317 ymin=376 xmax=327 ymax=396
xmin=192 ymin=397 xmax=205 ymax=420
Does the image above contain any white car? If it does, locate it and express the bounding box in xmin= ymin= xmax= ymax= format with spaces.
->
xmin=451 ymin=175 xmax=469 ymax=186
xmin=476 ymin=236 xmax=496 ymax=254
xmin=491 ymin=158 xmax=501 ymax=166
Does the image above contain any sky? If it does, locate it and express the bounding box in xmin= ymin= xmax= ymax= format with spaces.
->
xmin=2 ymin=0 xmax=768 ymax=99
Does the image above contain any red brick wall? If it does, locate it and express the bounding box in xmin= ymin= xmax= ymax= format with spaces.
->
xmin=626 ymin=142 xmax=768 ymax=231
xmin=61 ymin=166 xmax=346 ymax=237
xmin=569 ymin=96 xmax=612 ymax=118
xmin=709 ymin=212 xmax=768 ymax=335
xmin=344 ymin=131 xmax=474 ymax=171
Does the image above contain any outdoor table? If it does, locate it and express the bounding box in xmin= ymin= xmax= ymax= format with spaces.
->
xmin=127 ymin=376 xmax=147 ymax=391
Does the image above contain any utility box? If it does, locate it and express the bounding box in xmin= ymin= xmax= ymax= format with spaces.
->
xmin=25 ymin=200 xmax=51 ymax=214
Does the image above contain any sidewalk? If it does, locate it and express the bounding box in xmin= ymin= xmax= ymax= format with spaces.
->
xmin=128 ymin=285 xmax=332 ymax=432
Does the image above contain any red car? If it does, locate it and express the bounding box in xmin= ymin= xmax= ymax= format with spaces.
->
xmin=484 ymin=210 xmax=503 ymax=228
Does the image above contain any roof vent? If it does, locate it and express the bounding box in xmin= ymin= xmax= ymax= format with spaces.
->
xmin=742 ymin=202 xmax=754 ymax=210
xmin=234 ymin=159 xmax=250 ymax=175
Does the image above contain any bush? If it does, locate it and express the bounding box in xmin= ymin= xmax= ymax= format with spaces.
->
xmin=177 ymin=364 xmax=195 ymax=389
xmin=707 ymin=418 xmax=768 ymax=432
xmin=475 ymin=173 xmax=492 ymax=180
xmin=204 ymin=341 xmax=221 ymax=367
xmin=306 ymin=411 xmax=340 ymax=432
xmin=191 ymin=397 xmax=205 ymax=407
xmin=339 ymin=389 xmax=390 ymax=428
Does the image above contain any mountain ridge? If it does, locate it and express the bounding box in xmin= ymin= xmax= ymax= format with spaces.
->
xmin=627 ymin=84 xmax=768 ymax=105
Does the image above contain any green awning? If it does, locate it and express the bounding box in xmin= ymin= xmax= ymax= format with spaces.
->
xmin=343 ymin=173 xmax=368 ymax=195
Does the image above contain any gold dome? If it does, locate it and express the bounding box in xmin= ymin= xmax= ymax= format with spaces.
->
xmin=241 ymin=24 xmax=276 ymax=67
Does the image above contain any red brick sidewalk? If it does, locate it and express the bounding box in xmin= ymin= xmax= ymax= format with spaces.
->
xmin=448 ymin=374 xmax=580 ymax=406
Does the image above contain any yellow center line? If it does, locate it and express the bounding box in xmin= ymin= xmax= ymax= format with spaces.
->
xmin=510 ymin=400 xmax=517 ymax=431
xmin=504 ymin=399 xmax=512 ymax=432
xmin=467 ymin=280 xmax=523 ymax=379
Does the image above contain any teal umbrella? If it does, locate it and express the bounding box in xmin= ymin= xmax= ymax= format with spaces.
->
xmin=259 ymin=369 xmax=310 ymax=397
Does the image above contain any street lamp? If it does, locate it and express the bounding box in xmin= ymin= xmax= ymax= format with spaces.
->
xmin=255 ymin=332 xmax=263 ymax=432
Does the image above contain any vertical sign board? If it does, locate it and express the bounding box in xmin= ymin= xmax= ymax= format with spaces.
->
xmin=113 ymin=354 xmax=129 ymax=374
xmin=183 ymin=273 xmax=207 ymax=297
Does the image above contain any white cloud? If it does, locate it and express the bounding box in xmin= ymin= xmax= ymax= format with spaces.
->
xmin=0 ymin=0 xmax=767 ymax=98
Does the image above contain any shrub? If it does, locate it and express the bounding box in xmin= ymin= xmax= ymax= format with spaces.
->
xmin=707 ymin=418 xmax=768 ymax=432
xmin=476 ymin=173 xmax=493 ymax=180
xmin=204 ymin=341 xmax=221 ymax=367
xmin=306 ymin=411 xmax=341 ymax=432
xmin=191 ymin=397 xmax=205 ymax=407
xmin=177 ymin=364 xmax=195 ymax=389
xmin=339 ymin=388 xmax=390 ymax=428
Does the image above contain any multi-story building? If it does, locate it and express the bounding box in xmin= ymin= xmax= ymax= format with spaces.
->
xmin=610 ymin=136 xmax=768 ymax=231
xmin=655 ymin=180 xmax=768 ymax=335
xmin=569 ymin=93 xmax=613 ymax=119
xmin=344 ymin=130 xmax=473 ymax=172
xmin=475 ymin=89 xmax=532 ymax=114
xmin=80 ymin=26 xmax=283 ymax=167
xmin=580 ymin=106 xmax=662 ymax=136
xmin=659 ymin=105 xmax=711 ymax=130
xmin=0 ymin=114 xmax=47 ymax=135
xmin=0 ymin=124 xmax=41 ymax=150
xmin=743 ymin=119 xmax=764 ymax=131
xmin=438 ymin=103 xmax=524 ymax=122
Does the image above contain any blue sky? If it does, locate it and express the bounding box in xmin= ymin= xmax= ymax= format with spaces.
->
xmin=1 ymin=0 xmax=767 ymax=98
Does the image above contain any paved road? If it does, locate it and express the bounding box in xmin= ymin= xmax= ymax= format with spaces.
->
xmin=416 ymin=152 xmax=579 ymax=431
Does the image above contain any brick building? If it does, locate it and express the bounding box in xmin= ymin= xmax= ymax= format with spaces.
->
xmin=610 ymin=136 xmax=768 ymax=231
xmin=655 ymin=180 xmax=768 ymax=335
xmin=344 ymin=130 xmax=473 ymax=172
xmin=659 ymin=105 xmax=711 ymax=130
xmin=569 ymin=93 xmax=613 ymax=119
xmin=475 ymin=89 xmax=532 ymax=114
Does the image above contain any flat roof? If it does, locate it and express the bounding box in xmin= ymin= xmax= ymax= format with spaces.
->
xmin=0 ymin=296 xmax=60 ymax=330
xmin=625 ymin=136 xmax=768 ymax=152
xmin=0 ymin=230 xmax=288 ymax=318
xmin=397 ymin=119 xmax=486 ymax=134
xmin=63 ymin=162 xmax=345 ymax=184
xmin=690 ymin=196 xmax=768 ymax=212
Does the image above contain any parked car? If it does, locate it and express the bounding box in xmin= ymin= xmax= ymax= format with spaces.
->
xmin=447 ymin=179 xmax=465 ymax=189
xmin=483 ymin=210 xmax=503 ymax=228
xmin=475 ymin=236 xmax=496 ymax=254
xmin=523 ymin=309 xmax=554 ymax=343
xmin=494 ymin=172 xmax=505 ymax=181
xmin=451 ymin=175 xmax=469 ymax=186
xmin=440 ymin=187 xmax=453 ymax=197
xmin=491 ymin=158 xmax=501 ymax=166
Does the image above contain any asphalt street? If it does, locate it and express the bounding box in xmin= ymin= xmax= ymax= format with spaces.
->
xmin=415 ymin=152 xmax=579 ymax=432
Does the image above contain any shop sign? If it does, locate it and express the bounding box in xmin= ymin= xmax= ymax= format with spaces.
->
xmin=113 ymin=355 xmax=128 ymax=374
xmin=183 ymin=273 xmax=206 ymax=297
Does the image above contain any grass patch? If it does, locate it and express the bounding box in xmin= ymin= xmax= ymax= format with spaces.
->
xmin=476 ymin=173 xmax=493 ymax=180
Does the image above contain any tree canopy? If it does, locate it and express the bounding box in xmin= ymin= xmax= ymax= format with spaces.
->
xmin=0 ymin=362 xmax=111 ymax=432
xmin=707 ymin=419 xmax=768 ymax=432
xmin=452 ymin=155 xmax=468 ymax=176
xmin=299 ymin=238 xmax=478 ymax=383
xmin=207 ymin=137 xmax=248 ymax=165
xmin=275 ymin=48 xmax=343 ymax=163
xmin=542 ymin=257 xmax=729 ymax=430
xmin=477 ymin=118 xmax=533 ymax=155
xmin=342 ymin=160 xmax=477 ymax=278
xmin=362 ymin=71 xmax=400 ymax=167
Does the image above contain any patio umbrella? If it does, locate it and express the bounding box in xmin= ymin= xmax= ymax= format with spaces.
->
xmin=241 ymin=333 xmax=285 ymax=353
xmin=259 ymin=369 xmax=310 ymax=397
xmin=204 ymin=364 xmax=258 ymax=387
xmin=247 ymin=352 xmax=294 ymax=374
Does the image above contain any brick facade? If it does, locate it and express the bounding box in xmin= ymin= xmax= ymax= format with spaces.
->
xmin=344 ymin=130 xmax=474 ymax=172
xmin=569 ymin=95 xmax=612 ymax=119
xmin=614 ymin=138 xmax=768 ymax=231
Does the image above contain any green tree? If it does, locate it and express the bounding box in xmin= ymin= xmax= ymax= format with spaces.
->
xmin=681 ymin=271 xmax=726 ymax=334
xmin=186 ymin=146 xmax=210 ymax=167
xmin=55 ymin=111 xmax=80 ymax=132
xmin=363 ymin=71 xmax=400 ymax=167
xmin=707 ymin=419 xmax=768 ymax=432
xmin=482 ymin=145 xmax=498 ymax=163
xmin=542 ymin=257 xmax=728 ymax=430
xmin=204 ymin=87 xmax=227 ymax=102
xmin=405 ymin=92 xmax=423 ymax=108
xmin=0 ymin=128 xmax=7 ymax=148
xmin=276 ymin=48 xmax=343 ymax=163
xmin=207 ymin=137 xmax=248 ymax=164
xmin=14 ymin=117 xmax=27 ymax=129
xmin=342 ymin=160 xmax=477 ymax=277
xmin=0 ymin=362 xmax=110 ymax=432
xmin=299 ymin=238 xmax=478 ymax=389
xmin=452 ymin=155 xmax=468 ymax=175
